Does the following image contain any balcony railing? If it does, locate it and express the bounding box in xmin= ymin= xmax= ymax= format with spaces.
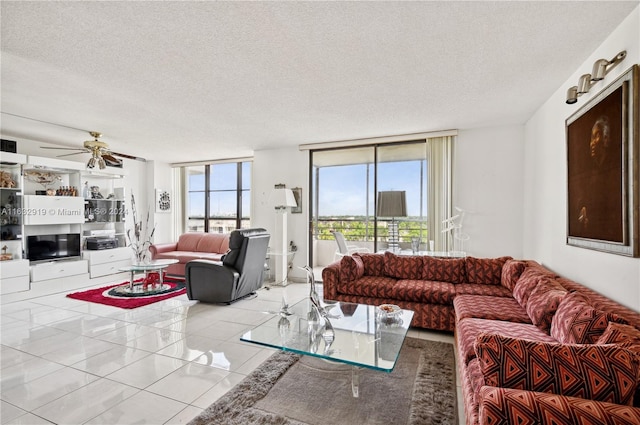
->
xmin=314 ymin=217 xmax=428 ymax=243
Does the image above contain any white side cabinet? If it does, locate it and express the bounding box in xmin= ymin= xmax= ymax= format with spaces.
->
xmin=30 ymin=259 xmax=88 ymax=282
xmin=0 ymin=259 xmax=30 ymax=294
xmin=82 ymin=247 xmax=131 ymax=278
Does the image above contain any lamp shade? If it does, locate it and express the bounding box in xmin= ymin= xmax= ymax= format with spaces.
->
xmin=271 ymin=188 xmax=297 ymax=209
xmin=376 ymin=191 xmax=407 ymax=217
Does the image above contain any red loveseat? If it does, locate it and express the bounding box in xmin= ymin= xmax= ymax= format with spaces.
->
xmin=323 ymin=253 xmax=640 ymax=424
xmin=150 ymin=232 xmax=230 ymax=277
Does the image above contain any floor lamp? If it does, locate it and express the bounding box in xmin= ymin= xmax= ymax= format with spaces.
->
xmin=271 ymin=186 xmax=297 ymax=287
xmin=377 ymin=191 xmax=407 ymax=252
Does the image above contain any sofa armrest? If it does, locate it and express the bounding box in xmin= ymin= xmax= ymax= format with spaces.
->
xmin=150 ymin=243 xmax=178 ymax=257
xmin=478 ymin=386 xmax=640 ymax=425
xmin=322 ymin=261 xmax=341 ymax=301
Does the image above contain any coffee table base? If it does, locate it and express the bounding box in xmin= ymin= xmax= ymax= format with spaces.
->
xmin=112 ymin=283 xmax=171 ymax=296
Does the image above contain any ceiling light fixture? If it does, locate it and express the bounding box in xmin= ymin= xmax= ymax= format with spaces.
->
xmin=566 ymin=50 xmax=626 ymax=104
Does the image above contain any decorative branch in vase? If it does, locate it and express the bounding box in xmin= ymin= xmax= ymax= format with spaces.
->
xmin=126 ymin=194 xmax=156 ymax=264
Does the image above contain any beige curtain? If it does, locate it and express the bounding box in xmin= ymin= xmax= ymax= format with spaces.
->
xmin=426 ymin=136 xmax=455 ymax=251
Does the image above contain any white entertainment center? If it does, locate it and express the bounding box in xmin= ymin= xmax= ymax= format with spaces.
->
xmin=0 ymin=152 xmax=133 ymax=299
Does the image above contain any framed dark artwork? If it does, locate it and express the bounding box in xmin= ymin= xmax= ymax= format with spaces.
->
xmin=291 ymin=187 xmax=302 ymax=214
xmin=566 ymin=65 xmax=638 ymax=257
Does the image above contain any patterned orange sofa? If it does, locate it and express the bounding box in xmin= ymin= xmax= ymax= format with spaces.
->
xmin=322 ymin=252 xmax=516 ymax=331
xmin=150 ymin=232 xmax=230 ymax=277
xmin=322 ymin=253 xmax=640 ymax=424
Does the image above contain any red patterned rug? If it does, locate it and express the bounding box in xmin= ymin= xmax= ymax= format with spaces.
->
xmin=67 ymin=277 xmax=186 ymax=309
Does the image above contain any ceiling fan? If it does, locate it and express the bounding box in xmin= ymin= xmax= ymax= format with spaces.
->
xmin=41 ymin=131 xmax=140 ymax=169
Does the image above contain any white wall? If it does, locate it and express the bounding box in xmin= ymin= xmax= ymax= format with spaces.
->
xmin=252 ymin=147 xmax=309 ymax=282
xmin=455 ymin=126 xmax=525 ymax=258
xmin=523 ymin=6 xmax=640 ymax=310
xmin=144 ymin=160 xmax=173 ymax=244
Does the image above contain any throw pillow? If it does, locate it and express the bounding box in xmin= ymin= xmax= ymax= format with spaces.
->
xmin=339 ymin=255 xmax=364 ymax=283
xmin=597 ymin=322 xmax=640 ymax=354
xmin=464 ymin=256 xmax=511 ymax=285
xmin=500 ymin=260 xmax=527 ymax=291
xmin=474 ymin=333 xmax=639 ymax=406
xmin=512 ymin=267 xmax=548 ymax=308
xmin=353 ymin=253 xmax=385 ymax=276
xmin=383 ymin=252 xmax=423 ymax=280
xmin=550 ymin=291 xmax=629 ymax=344
xmin=525 ymin=278 xmax=567 ymax=333
xmin=422 ymin=257 xmax=466 ymax=283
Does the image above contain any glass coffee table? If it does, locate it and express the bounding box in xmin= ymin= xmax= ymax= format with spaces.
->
xmin=241 ymin=298 xmax=414 ymax=397
xmin=117 ymin=259 xmax=179 ymax=294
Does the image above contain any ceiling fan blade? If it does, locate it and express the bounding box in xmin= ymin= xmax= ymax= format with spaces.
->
xmin=101 ymin=153 xmax=123 ymax=167
xmin=41 ymin=146 xmax=86 ymax=151
xmin=110 ymin=151 xmax=147 ymax=162
xmin=56 ymin=151 xmax=88 ymax=158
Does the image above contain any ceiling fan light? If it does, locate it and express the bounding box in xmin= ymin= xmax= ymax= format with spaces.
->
xmin=98 ymin=158 xmax=106 ymax=169
xmin=87 ymin=157 xmax=96 ymax=169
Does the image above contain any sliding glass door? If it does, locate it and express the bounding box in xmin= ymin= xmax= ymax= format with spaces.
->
xmin=310 ymin=140 xmax=429 ymax=267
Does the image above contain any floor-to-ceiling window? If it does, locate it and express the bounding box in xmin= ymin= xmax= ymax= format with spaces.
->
xmin=309 ymin=136 xmax=454 ymax=267
xmin=183 ymin=161 xmax=251 ymax=233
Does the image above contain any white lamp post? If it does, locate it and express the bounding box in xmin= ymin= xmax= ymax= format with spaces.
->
xmin=271 ymin=186 xmax=297 ymax=286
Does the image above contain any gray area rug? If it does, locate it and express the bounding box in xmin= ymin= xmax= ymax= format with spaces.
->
xmin=188 ymin=337 xmax=456 ymax=424
xmin=189 ymin=337 xmax=457 ymax=425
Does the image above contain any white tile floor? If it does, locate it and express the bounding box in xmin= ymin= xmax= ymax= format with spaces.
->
xmin=1 ymin=279 xmax=465 ymax=424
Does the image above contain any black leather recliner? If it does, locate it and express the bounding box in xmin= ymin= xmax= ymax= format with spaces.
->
xmin=185 ymin=228 xmax=270 ymax=304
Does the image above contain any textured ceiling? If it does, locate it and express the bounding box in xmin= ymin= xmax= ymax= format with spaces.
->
xmin=1 ymin=1 xmax=638 ymax=163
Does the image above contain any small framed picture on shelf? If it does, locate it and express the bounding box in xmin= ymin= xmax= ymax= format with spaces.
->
xmin=156 ymin=189 xmax=171 ymax=213
xmin=291 ymin=187 xmax=302 ymax=214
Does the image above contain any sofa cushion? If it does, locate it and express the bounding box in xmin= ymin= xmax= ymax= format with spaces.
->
xmin=176 ymin=233 xmax=204 ymax=251
xmin=383 ymin=252 xmax=423 ymax=280
xmin=392 ymin=279 xmax=456 ymax=305
xmin=525 ymin=278 xmax=567 ymax=333
xmin=475 ymin=334 xmax=639 ymax=406
xmin=478 ymin=386 xmax=640 ymax=425
xmin=354 ymin=253 xmax=385 ymax=276
xmin=455 ymin=284 xmax=513 ymax=298
xmin=457 ymin=318 xmax=555 ymax=366
xmin=336 ymin=275 xmax=398 ymax=299
xmin=597 ymin=322 xmax=640 ymax=354
xmin=464 ymin=256 xmax=511 ymax=285
xmin=500 ymin=259 xmax=527 ymax=291
xmin=339 ymin=255 xmax=364 ymax=283
xmin=454 ymin=295 xmax=532 ymax=324
xmin=513 ymin=267 xmax=551 ymax=308
xmin=550 ymin=291 xmax=629 ymax=344
xmin=195 ymin=233 xmax=229 ymax=253
xmin=422 ymin=257 xmax=466 ymax=284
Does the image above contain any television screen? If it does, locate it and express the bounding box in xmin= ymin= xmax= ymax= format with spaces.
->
xmin=27 ymin=233 xmax=81 ymax=262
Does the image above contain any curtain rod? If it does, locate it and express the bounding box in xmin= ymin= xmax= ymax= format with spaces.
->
xmin=298 ymin=129 xmax=458 ymax=151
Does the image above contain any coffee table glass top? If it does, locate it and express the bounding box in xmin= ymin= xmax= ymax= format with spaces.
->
xmin=240 ymin=299 xmax=414 ymax=372
xmin=119 ymin=258 xmax=178 ymax=272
